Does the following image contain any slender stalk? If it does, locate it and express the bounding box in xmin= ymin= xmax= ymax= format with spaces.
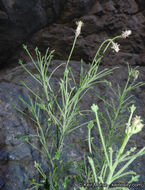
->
xmin=92 ymin=36 xmax=121 ymax=65
xmin=105 ymin=106 xmax=135 ymax=187
xmin=107 ymin=74 xmax=131 ymax=147
xmin=64 ymin=35 xmax=78 ymax=93
xmin=88 ymin=128 xmax=92 ymax=154
xmin=92 ymin=105 xmax=110 ymax=168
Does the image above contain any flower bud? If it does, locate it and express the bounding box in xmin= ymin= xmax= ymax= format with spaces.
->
xmin=132 ymin=69 xmax=139 ymax=80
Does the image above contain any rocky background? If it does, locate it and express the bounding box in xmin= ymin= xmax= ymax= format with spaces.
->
xmin=0 ymin=0 xmax=145 ymax=67
xmin=0 ymin=0 xmax=145 ymax=189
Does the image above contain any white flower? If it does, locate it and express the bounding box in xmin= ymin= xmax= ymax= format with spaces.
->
xmin=75 ymin=21 xmax=84 ymax=37
xmin=111 ymin=42 xmax=120 ymax=53
xmin=91 ymin=104 xmax=99 ymax=113
xmin=132 ymin=116 xmax=144 ymax=133
xmin=121 ymin=30 xmax=132 ymax=38
xmin=132 ymin=116 xmax=142 ymax=126
xmin=126 ymin=115 xmax=144 ymax=136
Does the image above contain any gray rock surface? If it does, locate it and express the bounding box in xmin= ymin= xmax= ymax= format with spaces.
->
xmin=0 ymin=0 xmax=60 ymax=65
xmin=26 ymin=0 xmax=145 ymax=65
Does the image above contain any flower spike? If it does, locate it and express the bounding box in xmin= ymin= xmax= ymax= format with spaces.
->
xmin=75 ymin=21 xmax=84 ymax=37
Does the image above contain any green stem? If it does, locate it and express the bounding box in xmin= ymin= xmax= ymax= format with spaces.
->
xmin=57 ymin=35 xmax=79 ymax=153
xmin=94 ymin=109 xmax=110 ymax=168
xmin=88 ymin=129 xmax=92 ymax=154
xmin=107 ymin=75 xmax=131 ymax=147
xmin=105 ymin=135 xmax=130 ymax=187
xmin=35 ymin=116 xmax=54 ymax=169
xmin=64 ymin=34 xmax=78 ymax=93
xmin=56 ymin=125 xmax=60 ymax=149
xmin=92 ymin=36 xmax=121 ymax=65
xmin=105 ymin=107 xmax=135 ymax=187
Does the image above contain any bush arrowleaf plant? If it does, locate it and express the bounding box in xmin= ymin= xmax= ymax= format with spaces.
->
xmin=13 ymin=21 xmax=145 ymax=190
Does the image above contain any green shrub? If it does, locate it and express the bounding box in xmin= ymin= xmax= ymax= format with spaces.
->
xmin=14 ymin=22 xmax=145 ymax=190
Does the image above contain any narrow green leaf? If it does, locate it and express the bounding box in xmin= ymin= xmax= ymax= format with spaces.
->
xmin=128 ymin=174 xmax=140 ymax=184
xmin=87 ymin=121 xmax=94 ymax=130
xmin=53 ymin=151 xmax=60 ymax=160
xmin=23 ymin=44 xmax=27 ymax=50
xmin=11 ymin=104 xmax=16 ymax=109
xmin=19 ymin=59 xmax=23 ymax=65
xmin=29 ymin=178 xmax=37 ymax=185
xmin=24 ymin=136 xmax=29 ymax=142
xmin=88 ymin=156 xmax=98 ymax=183
xmin=37 ymin=103 xmax=46 ymax=110
xmin=15 ymin=135 xmax=23 ymax=139
xmin=20 ymin=81 xmax=25 ymax=86
xmin=62 ymin=176 xmax=70 ymax=188
xmin=34 ymin=74 xmax=41 ymax=80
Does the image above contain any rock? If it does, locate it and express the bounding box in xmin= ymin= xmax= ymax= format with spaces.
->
xmin=5 ymin=164 xmax=26 ymax=190
xmin=30 ymin=23 xmax=75 ymax=60
xmin=0 ymin=10 xmax=8 ymax=20
xmin=9 ymin=144 xmax=31 ymax=162
xmin=81 ymin=15 xmax=104 ymax=35
xmin=2 ymin=0 xmax=47 ymax=32
xmin=0 ymin=0 xmax=60 ymax=65
xmin=1 ymin=0 xmax=145 ymax=67
xmin=23 ymin=0 xmax=145 ymax=65
xmin=0 ymin=177 xmax=5 ymax=188
xmin=90 ymin=1 xmax=104 ymax=16
xmin=59 ymin=0 xmax=96 ymax=22
xmin=0 ymin=152 xmax=9 ymax=164
xmin=135 ymin=0 xmax=145 ymax=10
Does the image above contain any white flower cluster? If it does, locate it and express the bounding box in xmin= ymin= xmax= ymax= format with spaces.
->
xmin=111 ymin=30 xmax=132 ymax=53
xmin=111 ymin=42 xmax=120 ymax=53
xmin=121 ymin=30 xmax=132 ymax=38
xmin=126 ymin=115 xmax=144 ymax=136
